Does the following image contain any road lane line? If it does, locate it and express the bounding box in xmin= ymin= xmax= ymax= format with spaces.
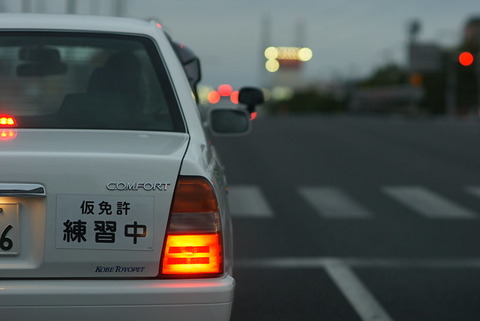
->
xmin=235 ymin=257 xmax=480 ymax=269
xmin=383 ymin=186 xmax=477 ymax=219
xmin=299 ymin=187 xmax=373 ymax=219
xmin=228 ymin=185 xmax=273 ymax=218
xmin=325 ymin=259 xmax=395 ymax=321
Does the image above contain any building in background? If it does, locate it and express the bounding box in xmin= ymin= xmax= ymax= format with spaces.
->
xmin=463 ymin=17 xmax=480 ymax=45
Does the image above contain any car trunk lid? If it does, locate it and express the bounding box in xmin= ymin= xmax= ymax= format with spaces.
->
xmin=0 ymin=129 xmax=189 ymax=278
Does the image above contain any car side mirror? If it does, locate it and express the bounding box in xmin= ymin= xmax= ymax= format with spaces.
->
xmin=208 ymin=108 xmax=251 ymax=136
xmin=171 ymin=42 xmax=202 ymax=101
xmin=238 ymin=87 xmax=264 ymax=113
xmin=183 ymin=58 xmax=201 ymax=90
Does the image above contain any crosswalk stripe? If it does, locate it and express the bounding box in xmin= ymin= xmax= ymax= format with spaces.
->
xmin=228 ymin=185 xmax=273 ymax=218
xmin=228 ymin=185 xmax=480 ymax=220
xmin=383 ymin=186 xmax=477 ymax=219
xmin=298 ymin=187 xmax=373 ymax=219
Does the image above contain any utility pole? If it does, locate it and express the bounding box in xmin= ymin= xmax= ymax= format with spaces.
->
xmin=66 ymin=0 xmax=76 ymax=14
xmin=295 ymin=18 xmax=305 ymax=48
xmin=407 ymin=19 xmax=421 ymax=113
xmin=477 ymin=37 xmax=480 ymax=117
xmin=37 ymin=0 xmax=46 ymax=13
xmin=260 ymin=15 xmax=271 ymax=87
xmin=445 ymin=52 xmax=457 ymax=116
xmin=113 ymin=0 xmax=125 ymax=17
xmin=90 ymin=0 xmax=100 ymax=15
xmin=22 ymin=0 xmax=32 ymax=12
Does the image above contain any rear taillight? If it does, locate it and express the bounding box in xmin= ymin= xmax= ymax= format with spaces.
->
xmin=0 ymin=114 xmax=16 ymax=127
xmin=160 ymin=177 xmax=223 ymax=277
xmin=0 ymin=114 xmax=17 ymax=141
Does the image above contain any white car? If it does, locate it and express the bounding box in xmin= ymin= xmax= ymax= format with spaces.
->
xmin=0 ymin=14 xmax=262 ymax=321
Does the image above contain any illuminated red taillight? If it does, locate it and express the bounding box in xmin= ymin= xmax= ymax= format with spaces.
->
xmin=0 ymin=114 xmax=16 ymax=127
xmin=0 ymin=115 xmax=18 ymax=141
xmin=161 ymin=177 xmax=223 ymax=277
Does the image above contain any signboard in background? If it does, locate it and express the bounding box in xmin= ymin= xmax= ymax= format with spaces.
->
xmin=408 ymin=44 xmax=442 ymax=73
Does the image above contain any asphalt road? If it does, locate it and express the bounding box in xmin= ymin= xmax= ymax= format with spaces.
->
xmin=212 ymin=114 xmax=480 ymax=321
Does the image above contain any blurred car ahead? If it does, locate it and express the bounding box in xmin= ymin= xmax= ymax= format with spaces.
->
xmin=0 ymin=13 xmax=262 ymax=321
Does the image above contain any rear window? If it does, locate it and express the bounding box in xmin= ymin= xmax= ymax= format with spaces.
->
xmin=0 ymin=31 xmax=185 ymax=132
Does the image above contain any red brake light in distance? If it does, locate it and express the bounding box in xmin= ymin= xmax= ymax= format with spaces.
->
xmin=230 ymin=91 xmax=239 ymax=104
xmin=207 ymin=91 xmax=221 ymax=104
xmin=218 ymin=84 xmax=233 ymax=97
xmin=161 ymin=177 xmax=223 ymax=277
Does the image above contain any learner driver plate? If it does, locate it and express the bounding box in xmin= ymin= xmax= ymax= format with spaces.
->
xmin=56 ymin=195 xmax=155 ymax=251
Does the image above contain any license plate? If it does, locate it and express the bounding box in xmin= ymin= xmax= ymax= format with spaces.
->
xmin=0 ymin=204 xmax=20 ymax=255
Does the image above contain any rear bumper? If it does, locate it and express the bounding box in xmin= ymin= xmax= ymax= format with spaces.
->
xmin=0 ymin=276 xmax=234 ymax=321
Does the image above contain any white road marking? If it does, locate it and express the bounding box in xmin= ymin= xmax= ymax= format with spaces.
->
xmin=236 ymin=256 xmax=480 ymax=320
xmin=228 ymin=185 xmax=273 ymax=218
xmin=235 ymin=256 xmax=480 ymax=269
xmin=466 ymin=186 xmax=480 ymax=198
xmin=383 ymin=186 xmax=477 ymax=219
xmin=325 ymin=259 xmax=395 ymax=321
xmin=299 ymin=187 xmax=373 ymax=219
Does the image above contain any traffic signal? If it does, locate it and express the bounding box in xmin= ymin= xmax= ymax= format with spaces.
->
xmin=410 ymin=73 xmax=423 ymax=87
xmin=458 ymin=51 xmax=474 ymax=67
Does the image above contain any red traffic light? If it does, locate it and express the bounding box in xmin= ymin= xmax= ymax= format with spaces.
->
xmin=459 ymin=52 xmax=474 ymax=66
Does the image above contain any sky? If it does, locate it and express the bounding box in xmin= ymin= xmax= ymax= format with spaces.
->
xmin=2 ymin=0 xmax=479 ymax=88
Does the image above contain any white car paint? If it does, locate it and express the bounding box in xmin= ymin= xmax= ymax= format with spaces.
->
xmin=0 ymin=13 xmax=235 ymax=321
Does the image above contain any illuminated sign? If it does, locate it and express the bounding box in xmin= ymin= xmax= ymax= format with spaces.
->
xmin=264 ymin=46 xmax=313 ymax=72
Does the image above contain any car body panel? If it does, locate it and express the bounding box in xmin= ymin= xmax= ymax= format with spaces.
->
xmin=1 ymin=277 xmax=234 ymax=321
xmin=0 ymin=130 xmax=189 ymax=278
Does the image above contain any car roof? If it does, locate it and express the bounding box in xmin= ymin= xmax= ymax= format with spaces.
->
xmin=0 ymin=13 xmax=160 ymax=36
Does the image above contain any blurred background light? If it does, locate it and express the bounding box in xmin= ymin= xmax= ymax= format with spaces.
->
xmin=207 ymin=90 xmax=221 ymax=104
xmin=218 ymin=84 xmax=233 ymax=97
xmin=298 ymin=47 xmax=313 ymax=61
xmin=265 ymin=59 xmax=280 ymax=72
xmin=264 ymin=47 xmax=279 ymax=60
xmin=458 ymin=51 xmax=474 ymax=66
